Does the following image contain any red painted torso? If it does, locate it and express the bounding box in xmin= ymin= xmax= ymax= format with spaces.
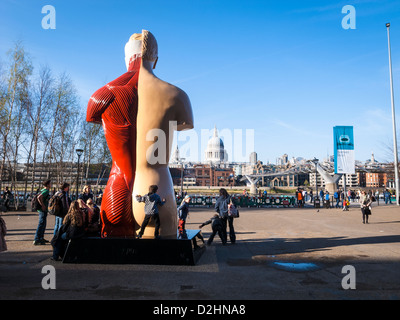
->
xmin=86 ymin=57 xmax=141 ymax=237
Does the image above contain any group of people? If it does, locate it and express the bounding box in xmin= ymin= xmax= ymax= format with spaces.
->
xmin=295 ymin=188 xmax=307 ymax=207
xmin=140 ymin=186 xmax=237 ymax=246
xmin=175 ymin=188 xmax=237 ymax=246
xmin=28 ymin=180 xmax=238 ymax=260
xmin=1 ymin=175 xmax=391 ymax=263
xmin=27 ymin=176 xmax=388 ymax=260
xmin=319 ymin=188 xmax=396 ymax=206
xmin=31 ymin=179 xmax=100 ymax=260
xmin=316 ymin=188 xmax=376 ymax=223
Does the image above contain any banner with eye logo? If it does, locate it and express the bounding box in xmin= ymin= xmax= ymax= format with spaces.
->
xmin=334 ymin=126 xmax=355 ymax=174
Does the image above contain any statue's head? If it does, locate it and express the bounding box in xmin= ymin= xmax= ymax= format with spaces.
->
xmin=125 ymin=30 xmax=158 ymax=70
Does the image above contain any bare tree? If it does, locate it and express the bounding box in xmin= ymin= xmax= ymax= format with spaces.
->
xmin=25 ymin=65 xmax=54 ymax=196
xmin=0 ymin=42 xmax=32 ymax=206
xmin=0 ymin=42 xmax=111 ymax=207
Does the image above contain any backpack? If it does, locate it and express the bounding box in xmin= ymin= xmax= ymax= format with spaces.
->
xmin=48 ymin=191 xmax=63 ymax=216
xmin=31 ymin=193 xmax=41 ymax=211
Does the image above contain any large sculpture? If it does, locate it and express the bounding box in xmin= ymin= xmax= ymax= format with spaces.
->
xmin=312 ymin=162 xmax=342 ymax=195
xmin=86 ymin=30 xmax=193 ymax=238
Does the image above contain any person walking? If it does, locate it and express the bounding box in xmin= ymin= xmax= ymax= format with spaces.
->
xmin=199 ymin=214 xmax=227 ymax=246
xmin=324 ymin=191 xmax=330 ymax=209
xmin=296 ymin=188 xmax=304 ymax=208
xmin=302 ymin=189 xmax=307 ymax=203
xmin=340 ymin=190 xmax=345 ymax=208
xmin=53 ymin=182 xmax=71 ymax=236
xmin=375 ymin=190 xmax=380 ymax=206
xmin=351 ymin=190 xmax=356 ymax=202
xmin=177 ymin=195 xmax=191 ymax=239
xmin=2 ymin=187 xmax=12 ymax=211
xmin=384 ymin=189 xmax=390 ymax=204
xmin=360 ymin=191 xmax=372 ymax=224
xmin=215 ymin=188 xmax=236 ymax=244
xmin=135 ymin=185 xmax=166 ymax=239
xmin=334 ymin=190 xmax=340 ymax=208
xmin=33 ymin=179 xmax=51 ymax=245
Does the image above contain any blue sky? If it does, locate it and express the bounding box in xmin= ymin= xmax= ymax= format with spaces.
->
xmin=1 ymin=0 xmax=400 ymax=164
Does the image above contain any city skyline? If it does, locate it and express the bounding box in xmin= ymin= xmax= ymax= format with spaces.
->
xmin=172 ymin=126 xmax=381 ymax=166
xmin=1 ymin=0 xmax=400 ymax=164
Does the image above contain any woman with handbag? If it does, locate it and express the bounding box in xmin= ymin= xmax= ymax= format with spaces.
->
xmin=215 ymin=188 xmax=236 ymax=244
xmin=360 ymin=191 xmax=372 ymax=224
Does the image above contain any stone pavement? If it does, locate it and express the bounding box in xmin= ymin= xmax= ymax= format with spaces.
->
xmin=0 ymin=202 xmax=399 ymax=300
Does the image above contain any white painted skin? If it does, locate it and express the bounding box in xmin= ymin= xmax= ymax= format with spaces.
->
xmin=124 ymin=39 xmax=142 ymax=70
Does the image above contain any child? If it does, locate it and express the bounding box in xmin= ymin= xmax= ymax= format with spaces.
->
xmin=342 ymin=196 xmax=350 ymax=211
xmin=199 ymin=214 xmax=227 ymax=246
xmin=177 ymin=195 xmax=191 ymax=239
xmin=135 ymin=185 xmax=166 ymax=239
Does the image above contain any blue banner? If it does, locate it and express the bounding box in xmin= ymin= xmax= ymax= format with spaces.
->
xmin=334 ymin=126 xmax=355 ymax=174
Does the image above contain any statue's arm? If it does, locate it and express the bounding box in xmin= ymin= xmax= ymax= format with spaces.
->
xmin=175 ymin=89 xmax=194 ymax=131
xmin=86 ymin=85 xmax=115 ymax=124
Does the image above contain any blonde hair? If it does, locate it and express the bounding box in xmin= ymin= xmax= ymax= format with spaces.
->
xmin=130 ymin=30 xmax=158 ymax=62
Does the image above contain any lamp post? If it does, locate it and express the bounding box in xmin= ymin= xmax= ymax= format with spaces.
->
xmin=312 ymin=157 xmax=319 ymax=207
xmin=180 ymin=157 xmax=186 ymax=198
xmin=75 ymin=148 xmax=83 ymax=200
xmin=386 ymin=23 xmax=400 ymax=205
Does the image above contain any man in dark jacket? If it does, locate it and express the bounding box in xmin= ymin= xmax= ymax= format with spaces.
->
xmin=53 ymin=182 xmax=71 ymax=236
xmin=199 ymin=214 xmax=227 ymax=246
xmin=2 ymin=187 xmax=12 ymax=211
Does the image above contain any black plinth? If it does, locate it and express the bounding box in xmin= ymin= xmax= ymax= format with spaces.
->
xmin=62 ymin=229 xmax=206 ymax=265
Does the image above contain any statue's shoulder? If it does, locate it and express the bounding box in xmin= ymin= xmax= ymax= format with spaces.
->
xmin=155 ymin=80 xmax=192 ymax=130
xmin=157 ymin=78 xmax=190 ymax=107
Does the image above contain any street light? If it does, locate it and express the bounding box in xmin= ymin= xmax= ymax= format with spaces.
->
xmin=179 ymin=157 xmax=186 ymax=198
xmin=386 ymin=23 xmax=400 ymax=205
xmin=312 ymin=157 xmax=319 ymax=207
xmin=75 ymin=148 xmax=83 ymax=199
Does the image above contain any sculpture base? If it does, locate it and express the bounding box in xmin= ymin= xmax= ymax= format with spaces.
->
xmin=62 ymin=229 xmax=205 ymax=266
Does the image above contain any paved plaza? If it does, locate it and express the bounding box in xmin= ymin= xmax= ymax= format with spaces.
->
xmin=0 ymin=202 xmax=399 ymax=300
